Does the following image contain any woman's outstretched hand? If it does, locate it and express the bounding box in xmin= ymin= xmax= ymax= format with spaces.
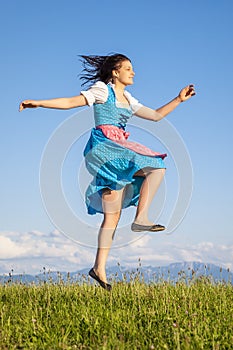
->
xmin=19 ymin=100 xmax=39 ymax=112
xmin=178 ymin=84 xmax=196 ymax=102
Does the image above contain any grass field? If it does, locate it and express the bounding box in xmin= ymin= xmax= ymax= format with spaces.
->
xmin=0 ymin=273 xmax=233 ymax=349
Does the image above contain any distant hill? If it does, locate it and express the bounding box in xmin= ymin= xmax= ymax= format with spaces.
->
xmin=0 ymin=262 xmax=232 ymax=285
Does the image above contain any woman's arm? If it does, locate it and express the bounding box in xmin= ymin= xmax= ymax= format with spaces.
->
xmin=19 ymin=94 xmax=88 ymax=112
xmin=135 ymin=84 xmax=196 ymax=122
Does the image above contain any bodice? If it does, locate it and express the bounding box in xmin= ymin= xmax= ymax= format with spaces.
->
xmin=93 ymin=84 xmax=133 ymax=129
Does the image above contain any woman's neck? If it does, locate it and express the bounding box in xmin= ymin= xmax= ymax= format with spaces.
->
xmin=114 ymin=81 xmax=126 ymax=93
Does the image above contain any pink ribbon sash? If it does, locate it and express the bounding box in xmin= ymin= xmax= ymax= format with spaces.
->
xmin=96 ymin=125 xmax=167 ymax=159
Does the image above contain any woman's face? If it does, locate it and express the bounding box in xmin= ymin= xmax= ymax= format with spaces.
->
xmin=113 ymin=60 xmax=135 ymax=86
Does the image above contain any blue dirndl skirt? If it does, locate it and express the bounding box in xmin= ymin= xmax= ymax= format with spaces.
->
xmin=84 ymin=128 xmax=166 ymax=215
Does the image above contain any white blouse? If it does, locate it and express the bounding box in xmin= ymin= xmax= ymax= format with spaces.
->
xmin=80 ymin=81 xmax=143 ymax=114
xmin=80 ymin=81 xmax=162 ymax=121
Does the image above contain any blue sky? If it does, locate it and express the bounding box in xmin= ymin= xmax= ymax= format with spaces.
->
xmin=1 ymin=0 xmax=233 ymax=274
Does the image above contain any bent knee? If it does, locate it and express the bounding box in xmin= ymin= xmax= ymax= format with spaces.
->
xmin=160 ymin=168 xmax=166 ymax=175
xmin=151 ymin=168 xmax=166 ymax=176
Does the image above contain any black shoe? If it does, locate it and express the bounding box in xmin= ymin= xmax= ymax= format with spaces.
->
xmin=131 ymin=222 xmax=166 ymax=232
xmin=89 ymin=268 xmax=112 ymax=291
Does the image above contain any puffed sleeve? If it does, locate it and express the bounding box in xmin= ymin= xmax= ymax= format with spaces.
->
xmin=80 ymin=81 xmax=108 ymax=106
xmin=124 ymin=90 xmax=144 ymax=114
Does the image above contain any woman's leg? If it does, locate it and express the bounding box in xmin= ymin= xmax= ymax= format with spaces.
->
xmin=134 ymin=168 xmax=165 ymax=225
xmin=92 ymin=188 xmax=124 ymax=283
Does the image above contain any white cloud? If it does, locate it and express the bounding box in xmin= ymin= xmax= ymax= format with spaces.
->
xmin=0 ymin=235 xmax=29 ymax=259
xmin=110 ymin=238 xmax=233 ymax=271
xmin=0 ymin=230 xmax=232 ymax=274
xmin=0 ymin=230 xmax=95 ymax=274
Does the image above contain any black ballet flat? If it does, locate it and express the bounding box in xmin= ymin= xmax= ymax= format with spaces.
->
xmin=89 ymin=268 xmax=112 ymax=291
xmin=131 ymin=223 xmax=166 ymax=232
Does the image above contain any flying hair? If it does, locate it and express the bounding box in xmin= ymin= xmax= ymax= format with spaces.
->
xmin=79 ymin=53 xmax=131 ymax=87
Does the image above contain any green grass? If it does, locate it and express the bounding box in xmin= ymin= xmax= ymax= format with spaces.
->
xmin=0 ymin=276 xmax=233 ymax=349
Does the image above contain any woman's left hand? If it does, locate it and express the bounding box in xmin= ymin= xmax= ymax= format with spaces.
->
xmin=178 ymin=84 xmax=196 ymax=102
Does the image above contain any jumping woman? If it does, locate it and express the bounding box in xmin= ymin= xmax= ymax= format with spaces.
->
xmin=19 ymin=53 xmax=195 ymax=290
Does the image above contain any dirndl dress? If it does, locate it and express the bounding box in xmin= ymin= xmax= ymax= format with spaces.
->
xmin=83 ymin=84 xmax=166 ymax=215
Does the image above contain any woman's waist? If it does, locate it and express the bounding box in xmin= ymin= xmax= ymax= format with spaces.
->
xmin=95 ymin=124 xmax=129 ymax=141
xmin=95 ymin=123 xmax=125 ymax=129
xmin=94 ymin=107 xmax=132 ymax=128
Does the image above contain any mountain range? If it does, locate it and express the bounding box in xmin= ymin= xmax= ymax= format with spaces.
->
xmin=1 ymin=261 xmax=232 ymax=285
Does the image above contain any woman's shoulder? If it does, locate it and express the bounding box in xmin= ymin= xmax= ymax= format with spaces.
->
xmin=80 ymin=81 xmax=109 ymax=105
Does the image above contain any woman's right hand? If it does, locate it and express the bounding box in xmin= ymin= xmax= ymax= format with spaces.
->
xmin=19 ymin=100 xmax=40 ymax=112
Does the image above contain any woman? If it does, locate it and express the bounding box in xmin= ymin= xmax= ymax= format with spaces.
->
xmin=19 ymin=53 xmax=195 ymax=290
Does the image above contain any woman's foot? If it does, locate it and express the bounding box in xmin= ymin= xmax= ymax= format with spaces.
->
xmin=133 ymin=218 xmax=156 ymax=226
xmin=131 ymin=220 xmax=165 ymax=232
xmin=88 ymin=268 xmax=112 ymax=291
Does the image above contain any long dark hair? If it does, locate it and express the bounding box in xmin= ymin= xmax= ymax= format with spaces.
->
xmin=79 ymin=53 xmax=131 ymax=87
